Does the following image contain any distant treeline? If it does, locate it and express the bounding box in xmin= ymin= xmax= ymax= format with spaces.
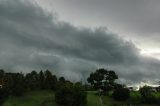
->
xmin=0 ymin=68 xmax=160 ymax=106
xmin=0 ymin=69 xmax=91 ymax=96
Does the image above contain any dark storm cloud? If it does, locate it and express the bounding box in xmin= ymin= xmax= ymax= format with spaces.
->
xmin=0 ymin=0 xmax=160 ymax=84
xmin=38 ymin=0 xmax=160 ymax=50
xmin=37 ymin=0 xmax=160 ymax=35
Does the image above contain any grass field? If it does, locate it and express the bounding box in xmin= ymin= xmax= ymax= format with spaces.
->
xmin=87 ymin=91 xmax=100 ymax=106
xmin=3 ymin=90 xmax=56 ymax=106
xmin=3 ymin=91 xmax=100 ymax=106
xmin=3 ymin=90 xmax=160 ymax=106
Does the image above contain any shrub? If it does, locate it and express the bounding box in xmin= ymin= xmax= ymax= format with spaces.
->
xmin=139 ymin=86 xmax=158 ymax=104
xmin=55 ymin=87 xmax=87 ymax=106
xmin=139 ymin=86 xmax=152 ymax=97
xmin=112 ymin=88 xmax=130 ymax=101
xmin=141 ymin=95 xmax=158 ymax=104
xmin=0 ymin=88 xmax=8 ymax=105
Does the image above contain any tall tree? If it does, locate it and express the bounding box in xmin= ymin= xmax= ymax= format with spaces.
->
xmin=38 ymin=70 xmax=45 ymax=89
xmin=24 ymin=71 xmax=38 ymax=90
xmin=87 ymin=68 xmax=118 ymax=93
xmin=44 ymin=70 xmax=57 ymax=90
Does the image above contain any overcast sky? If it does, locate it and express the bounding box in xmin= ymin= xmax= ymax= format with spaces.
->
xmin=0 ymin=0 xmax=160 ymax=86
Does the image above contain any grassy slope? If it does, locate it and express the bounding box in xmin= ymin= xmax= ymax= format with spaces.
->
xmin=3 ymin=90 xmax=160 ymax=106
xmin=87 ymin=91 xmax=100 ymax=106
xmin=102 ymin=91 xmax=142 ymax=105
xmin=3 ymin=90 xmax=55 ymax=106
xmin=3 ymin=91 xmax=101 ymax=106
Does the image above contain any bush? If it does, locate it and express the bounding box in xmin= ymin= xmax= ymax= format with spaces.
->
xmin=112 ymin=88 xmax=130 ymax=101
xmin=0 ymin=88 xmax=8 ymax=105
xmin=139 ymin=86 xmax=152 ymax=97
xmin=55 ymin=87 xmax=87 ymax=106
xmin=141 ymin=95 xmax=158 ymax=104
xmin=139 ymin=86 xmax=158 ymax=104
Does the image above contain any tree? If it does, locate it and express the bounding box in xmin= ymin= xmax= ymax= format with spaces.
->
xmin=5 ymin=73 xmax=25 ymax=96
xmin=55 ymin=87 xmax=87 ymax=106
xmin=24 ymin=71 xmax=39 ymax=90
xmin=87 ymin=68 xmax=118 ymax=93
xmin=44 ymin=70 xmax=57 ymax=90
xmin=139 ymin=86 xmax=157 ymax=104
xmin=59 ymin=77 xmax=65 ymax=83
xmin=0 ymin=69 xmax=5 ymax=88
xmin=0 ymin=69 xmax=4 ymax=78
xmin=139 ymin=86 xmax=152 ymax=97
xmin=0 ymin=88 xmax=8 ymax=105
xmin=112 ymin=88 xmax=130 ymax=101
xmin=38 ymin=70 xmax=45 ymax=89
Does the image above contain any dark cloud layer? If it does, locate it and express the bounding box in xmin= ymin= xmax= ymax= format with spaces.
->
xmin=0 ymin=0 xmax=160 ymax=85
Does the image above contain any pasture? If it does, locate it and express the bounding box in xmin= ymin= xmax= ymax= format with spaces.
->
xmin=3 ymin=90 xmax=160 ymax=106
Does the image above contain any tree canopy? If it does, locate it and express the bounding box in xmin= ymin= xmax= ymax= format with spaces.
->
xmin=87 ymin=68 xmax=118 ymax=93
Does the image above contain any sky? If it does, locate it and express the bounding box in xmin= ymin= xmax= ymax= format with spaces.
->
xmin=0 ymin=0 xmax=160 ymax=86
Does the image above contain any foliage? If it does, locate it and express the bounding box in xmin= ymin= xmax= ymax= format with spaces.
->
xmin=112 ymin=88 xmax=130 ymax=101
xmin=3 ymin=90 xmax=55 ymax=106
xmin=0 ymin=69 xmax=58 ymax=97
xmin=0 ymin=88 xmax=8 ymax=105
xmin=55 ymin=87 xmax=87 ymax=106
xmin=87 ymin=68 xmax=118 ymax=93
xmin=5 ymin=73 xmax=25 ymax=96
xmin=139 ymin=86 xmax=152 ymax=97
xmin=139 ymin=86 xmax=158 ymax=104
xmin=24 ymin=71 xmax=39 ymax=90
xmin=44 ymin=70 xmax=57 ymax=90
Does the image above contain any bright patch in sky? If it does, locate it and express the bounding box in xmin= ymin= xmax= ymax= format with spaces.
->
xmin=140 ymin=48 xmax=160 ymax=60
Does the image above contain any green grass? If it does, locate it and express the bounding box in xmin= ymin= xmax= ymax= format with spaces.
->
xmin=3 ymin=90 xmax=160 ymax=106
xmin=102 ymin=91 xmax=142 ymax=105
xmin=87 ymin=91 xmax=142 ymax=106
xmin=87 ymin=91 xmax=100 ymax=106
xmin=4 ymin=90 xmax=101 ymax=106
xmin=3 ymin=90 xmax=55 ymax=106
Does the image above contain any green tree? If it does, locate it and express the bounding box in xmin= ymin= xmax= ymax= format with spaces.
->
xmin=0 ymin=88 xmax=8 ymax=105
xmin=38 ymin=70 xmax=45 ymax=89
xmin=59 ymin=77 xmax=65 ymax=83
xmin=112 ymin=88 xmax=130 ymax=101
xmin=0 ymin=69 xmax=5 ymax=87
xmin=87 ymin=68 xmax=118 ymax=94
xmin=139 ymin=86 xmax=157 ymax=104
xmin=55 ymin=87 xmax=87 ymax=106
xmin=24 ymin=71 xmax=39 ymax=90
xmin=44 ymin=70 xmax=57 ymax=90
xmin=5 ymin=73 xmax=25 ymax=96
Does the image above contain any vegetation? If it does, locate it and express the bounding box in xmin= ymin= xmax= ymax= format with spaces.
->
xmin=3 ymin=90 xmax=55 ymax=106
xmin=55 ymin=87 xmax=87 ymax=106
xmin=0 ymin=88 xmax=8 ymax=105
xmin=139 ymin=86 xmax=158 ymax=104
xmin=112 ymin=88 xmax=130 ymax=101
xmin=0 ymin=68 xmax=160 ymax=105
xmin=87 ymin=68 xmax=118 ymax=94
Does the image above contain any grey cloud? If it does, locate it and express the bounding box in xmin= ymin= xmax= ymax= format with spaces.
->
xmin=0 ymin=0 xmax=160 ymax=84
xmin=36 ymin=0 xmax=160 ymax=53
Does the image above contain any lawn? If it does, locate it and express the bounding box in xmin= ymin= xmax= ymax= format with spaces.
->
xmin=87 ymin=91 xmax=100 ymax=106
xmin=3 ymin=90 xmax=101 ymax=106
xmin=3 ymin=90 xmax=55 ymax=106
xmin=3 ymin=90 xmax=160 ymax=106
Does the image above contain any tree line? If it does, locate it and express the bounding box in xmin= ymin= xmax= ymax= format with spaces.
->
xmin=0 ymin=69 xmax=59 ymax=96
xmin=0 ymin=69 xmax=88 ymax=106
xmin=0 ymin=68 xmax=160 ymax=106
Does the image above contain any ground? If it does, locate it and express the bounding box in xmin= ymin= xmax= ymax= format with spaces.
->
xmin=3 ymin=90 xmax=160 ymax=106
xmin=3 ymin=90 xmax=55 ymax=106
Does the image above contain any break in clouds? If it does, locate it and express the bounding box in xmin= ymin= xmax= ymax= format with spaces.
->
xmin=0 ymin=0 xmax=160 ymax=85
